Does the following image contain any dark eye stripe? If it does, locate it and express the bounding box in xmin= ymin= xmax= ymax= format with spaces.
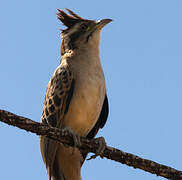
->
xmin=69 ymin=23 xmax=89 ymax=44
xmin=80 ymin=23 xmax=88 ymax=30
xmin=61 ymin=22 xmax=91 ymax=52
xmin=68 ymin=30 xmax=83 ymax=49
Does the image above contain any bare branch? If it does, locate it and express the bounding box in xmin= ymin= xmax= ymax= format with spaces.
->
xmin=0 ymin=109 xmax=181 ymax=180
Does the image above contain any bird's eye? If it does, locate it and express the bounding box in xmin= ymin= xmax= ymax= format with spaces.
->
xmin=80 ymin=23 xmax=88 ymax=30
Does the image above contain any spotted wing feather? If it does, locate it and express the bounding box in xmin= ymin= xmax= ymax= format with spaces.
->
xmin=40 ymin=65 xmax=74 ymax=180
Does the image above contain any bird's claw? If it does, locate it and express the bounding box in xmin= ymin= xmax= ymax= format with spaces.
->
xmin=62 ymin=127 xmax=81 ymax=155
xmin=87 ymin=137 xmax=106 ymax=160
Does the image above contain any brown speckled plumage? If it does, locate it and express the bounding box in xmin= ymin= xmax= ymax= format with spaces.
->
xmin=41 ymin=66 xmax=73 ymax=127
xmin=40 ymin=65 xmax=74 ymax=180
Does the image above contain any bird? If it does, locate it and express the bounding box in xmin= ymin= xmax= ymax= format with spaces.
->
xmin=40 ymin=8 xmax=112 ymax=180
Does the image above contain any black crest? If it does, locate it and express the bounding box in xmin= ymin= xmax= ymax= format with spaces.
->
xmin=57 ymin=9 xmax=85 ymax=29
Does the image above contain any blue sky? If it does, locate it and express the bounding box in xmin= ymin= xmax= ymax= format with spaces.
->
xmin=0 ymin=0 xmax=182 ymax=179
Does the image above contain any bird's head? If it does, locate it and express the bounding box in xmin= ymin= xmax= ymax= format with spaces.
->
xmin=57 ymin=9 xmax=112 ymax=55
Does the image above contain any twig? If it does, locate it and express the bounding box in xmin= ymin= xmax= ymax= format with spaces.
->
xmin=0 ymin=109 xmax=182 ymax=180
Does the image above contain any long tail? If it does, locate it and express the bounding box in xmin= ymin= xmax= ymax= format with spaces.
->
xmin=40 ymin=136 xmax=82 ymax=180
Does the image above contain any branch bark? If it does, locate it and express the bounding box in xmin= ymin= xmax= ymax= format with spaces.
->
xmin=0 ymin=109 xmax=181 ymax=180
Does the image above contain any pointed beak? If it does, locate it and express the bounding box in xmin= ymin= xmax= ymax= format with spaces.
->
xmin=96 ymin=19 xmax=113 ymax=29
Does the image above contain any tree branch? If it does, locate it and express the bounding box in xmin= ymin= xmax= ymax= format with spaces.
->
xmin=0 ymin=109 xmax=181 ymax=180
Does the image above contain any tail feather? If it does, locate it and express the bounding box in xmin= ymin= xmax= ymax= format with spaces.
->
xmin=50 ymin=158 xmax=66 ymax=180
xmin=41 ymin=137 xmax=81 ymax=180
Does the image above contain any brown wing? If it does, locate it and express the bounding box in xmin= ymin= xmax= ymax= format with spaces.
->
xmin=40 ymin=65 xmax=74 ymax=179
xmin=81 ymin=94 xmax=109 ymax=165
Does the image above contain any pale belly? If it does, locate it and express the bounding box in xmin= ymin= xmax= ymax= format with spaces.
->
xmin=63 ymin=79 xmax=105 ymax=137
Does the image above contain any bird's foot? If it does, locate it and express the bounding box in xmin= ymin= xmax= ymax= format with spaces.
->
xmin=62 ymin=127 xmax=81 ymax=154
xmin=87 ymin=136 xmax=107 ymax=160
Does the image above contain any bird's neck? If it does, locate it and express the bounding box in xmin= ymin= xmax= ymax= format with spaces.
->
xmin=61 ymin=42 xmax=100 ymax=63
